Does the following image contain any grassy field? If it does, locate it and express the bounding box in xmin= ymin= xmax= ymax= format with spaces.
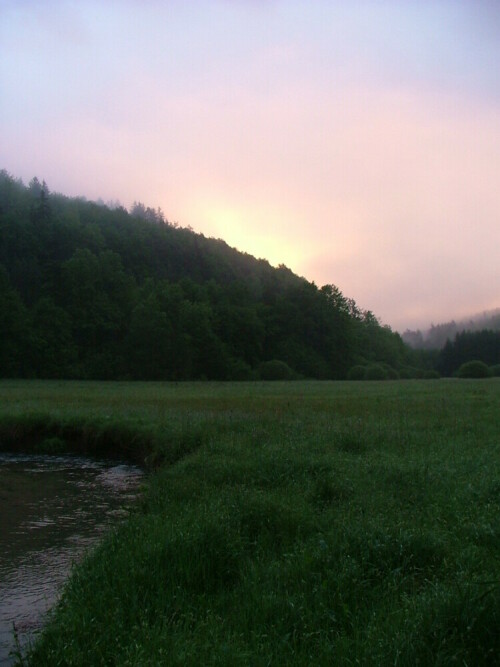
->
xmin=1 ymin=379 xmax=499 ymax=666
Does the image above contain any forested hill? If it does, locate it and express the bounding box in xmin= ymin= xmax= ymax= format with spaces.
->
xmin=402 ymin=309 xmax=500 ymax=350
xmin=0 ymin=170 xmax=412 ymax=380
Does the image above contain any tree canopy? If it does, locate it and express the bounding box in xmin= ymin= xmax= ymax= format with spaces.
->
xmin=0 ymin=170 xmax=414 ymax=380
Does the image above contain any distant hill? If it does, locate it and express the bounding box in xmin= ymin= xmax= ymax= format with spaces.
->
xmin=0 ymin=169 xmax=413 ymax=380
xmin=402 ymin=308 xmax=500 ymax=350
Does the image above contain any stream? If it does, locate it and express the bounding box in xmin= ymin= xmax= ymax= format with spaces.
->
xmin=0 ymin=453 xmax=143 ymax=666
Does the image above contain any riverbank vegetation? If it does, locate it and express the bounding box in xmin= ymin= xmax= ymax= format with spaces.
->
xmin=2 ymin=379 xmax=499 ymax=665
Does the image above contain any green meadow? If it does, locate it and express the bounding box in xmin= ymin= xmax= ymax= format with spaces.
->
xmin=1 ymin=379 xmax=500 ymax=666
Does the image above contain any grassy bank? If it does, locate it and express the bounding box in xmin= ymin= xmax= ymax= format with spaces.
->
xmin=2 ymin=379 xmax=499 ymax=665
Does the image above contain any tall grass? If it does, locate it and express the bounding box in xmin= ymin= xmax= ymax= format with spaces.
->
xmin=1 ymin=379 xmax=499 ymax=665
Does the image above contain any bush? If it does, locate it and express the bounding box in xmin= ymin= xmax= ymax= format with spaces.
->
xmin=423 ymin=369 xmax=441 ymax=379
xmin=347 ymin=365 xmax=367 ymax=380
xmin=258 ymin=359 xmax=294 ymax=381
xmin=365 ymin=364 xmax=388 ymax=381
xmin=490 ymin=364 xmax=500 ymax=377
xmin=457 ymin=360 xmax=492 ymax=379
xmin=228 ymin=359 xmax=255 ymax=381
xmin=36 ymin=436 xmax=67 ymax=454
xmin=399 ymin=366 xmax=424 ymax=379
xmin=384 ymin=366 xmax=400 ymax=380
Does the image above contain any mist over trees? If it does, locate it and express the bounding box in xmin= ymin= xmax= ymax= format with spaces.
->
xmin=0 ymin=170 xmax=421 ymax=380
xmin=402 ymin=310 xmax=500 ymax=377
xmin=403 ymin=310 xmax=500 ymax=351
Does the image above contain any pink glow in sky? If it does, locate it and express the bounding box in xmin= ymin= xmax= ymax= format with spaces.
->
xmin=1 ymin=1 xmax=499 ymax=331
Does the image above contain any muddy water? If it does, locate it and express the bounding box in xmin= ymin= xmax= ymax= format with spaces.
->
xmin=0 ymin=453 xmax=143 ymax=666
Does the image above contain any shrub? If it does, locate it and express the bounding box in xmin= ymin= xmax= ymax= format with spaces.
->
xmin=347 ymin=365 xmax=367 ymax=380
xmin=423 ymin=369 xmax=440 ymax=379
xmin=365 ymin=364 xmax=388 ymax=381
xmin=399 ymin=366 xmax=424 ymax=379
xmin=383 ymin=366 xmax=400 ymax=380
xmin=490 ymin=364 xmax=500 ymax=377
xmin=258 ymin=359 xmax=294 ymax=381
xmin=36 ymin=436 xmax=67 ymax=454
xmin=457 ymin=360 xmax=492 ymax=379
xmin=228 ymin=359 xmax=255 ymax=381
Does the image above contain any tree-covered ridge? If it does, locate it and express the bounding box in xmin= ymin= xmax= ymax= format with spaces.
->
xmin=0 ymin=170 xmax=411 ymax=380
xmin=403 ymin=309 xmax=500 ymax=350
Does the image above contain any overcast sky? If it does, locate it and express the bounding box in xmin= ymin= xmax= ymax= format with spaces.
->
xmin=1 ymin=1 xmax=499 ymax=331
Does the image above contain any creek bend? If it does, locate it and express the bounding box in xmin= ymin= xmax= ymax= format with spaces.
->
xmin=0 ymin=453 xmax=143 ymax=666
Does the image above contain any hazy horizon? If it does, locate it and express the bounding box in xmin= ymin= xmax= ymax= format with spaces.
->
xmin=2 ymin=1 xmax=499 ymax=332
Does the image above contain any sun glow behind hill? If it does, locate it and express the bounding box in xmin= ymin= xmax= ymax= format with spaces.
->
xmin=1 ymin=1 xmax=500 ymax=331
xmin=187 ymin=197 xmax=307 ymax=271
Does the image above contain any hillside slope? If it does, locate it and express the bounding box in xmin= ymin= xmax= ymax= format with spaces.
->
xmin=0 ymin=170 xmax=410 ymax=380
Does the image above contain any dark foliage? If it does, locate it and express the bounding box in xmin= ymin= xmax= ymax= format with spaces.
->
xmin=347 ymin=365 xmax=367 ymax=380
xmin=457 ymin=360 xmax=492 ymax=379
xmin=258 ymin=359 xmax=294 ymax=381
xmin=437 ymin=330 xmax=500 ymax=376
xmin=403 ymin=309 xmax=500 ymax=350
xmin=364 ymin=364 xmax=388 ymax=381
xmin=0 ymin=170 xmax=413 ymax=379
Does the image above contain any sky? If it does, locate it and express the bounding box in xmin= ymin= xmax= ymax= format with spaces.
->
xmin=1 ymin=0 xmax=499 ymax=331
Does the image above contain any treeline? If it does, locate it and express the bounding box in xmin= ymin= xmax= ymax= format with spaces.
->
xmin=436 ymin=330 xmax=500 ymax=377
xmin=402 ymin=315 xmax=500 ymax=377
xmin=403 ymin=309 xmax=500 ymax=350
xmin=0 ymin=170 xmax=416 ymax=380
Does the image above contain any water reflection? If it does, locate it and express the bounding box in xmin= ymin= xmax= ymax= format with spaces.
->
xmin=0 ymin=454 xmax=143 ymax=666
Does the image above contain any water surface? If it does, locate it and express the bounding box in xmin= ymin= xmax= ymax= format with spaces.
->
xmin=0 ymin=453 xmax=142 ymax=666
